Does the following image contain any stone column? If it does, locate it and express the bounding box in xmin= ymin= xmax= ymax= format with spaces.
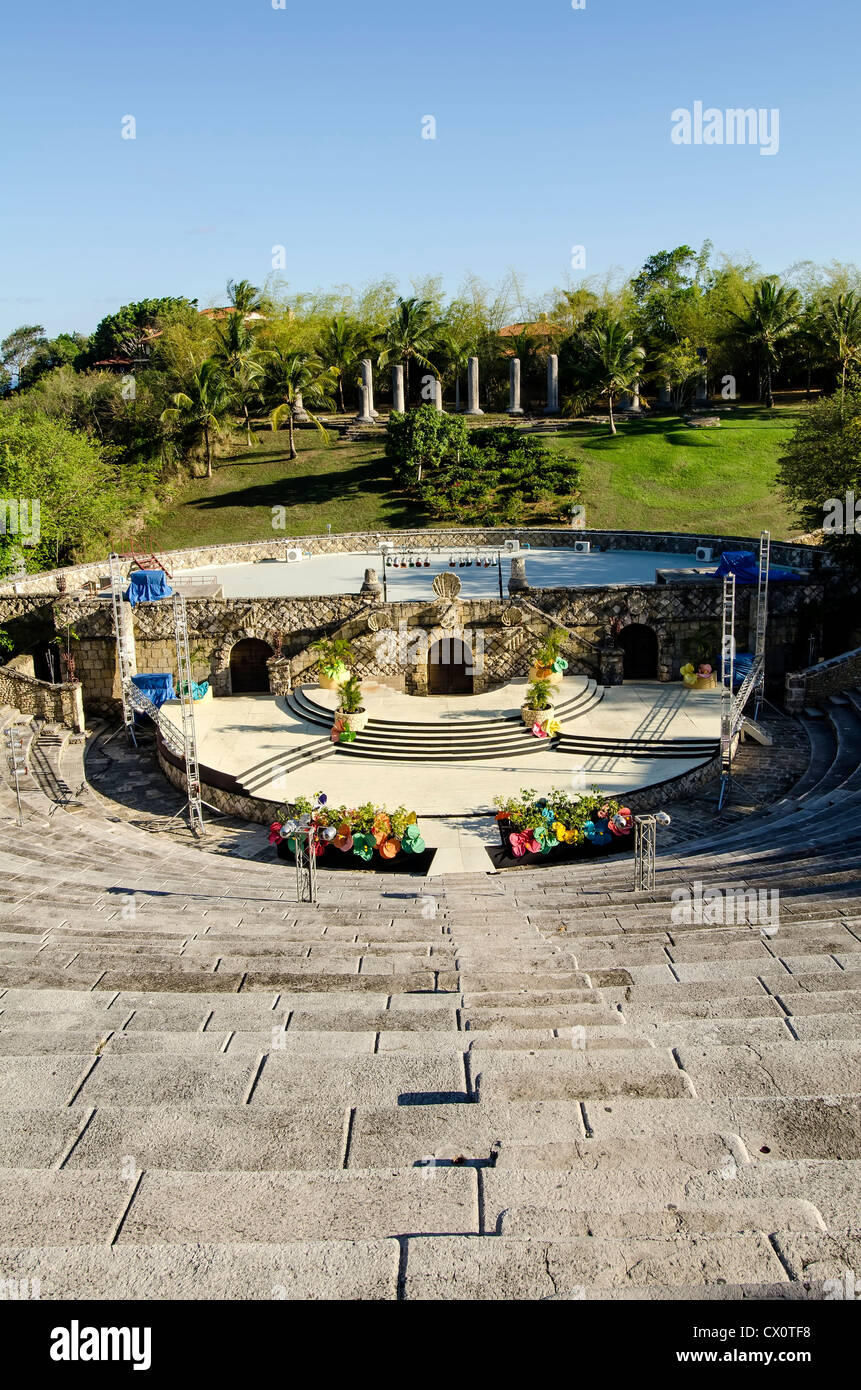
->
xmin=545 ymin=354 xmax=559 ymax=415
xmin=355 ymin=384 xmax=374 ymax=424
xmin=631 ymin=379 xmax=641 ymax=412
xmin=507 ymin=555 xmax=529 ymax=594
xmin=466 ymin=356 xmax=484 ymax=415
xmin=293 ymin=391 xmax=310 ymax=423
xmin=360 ymin=567 xmax=383 ymax=599
xmin=696 ymin=349 xmax=708 ymax=403
xmin=392 ymin=364 xmax=405 ymax=413
xmin=434 ymin=378 xmax=445 ymax=412
xmin=508 ymin=358 xmax=524 ymax=415
xmin=362 ymin=359 xmax=378 ymax=417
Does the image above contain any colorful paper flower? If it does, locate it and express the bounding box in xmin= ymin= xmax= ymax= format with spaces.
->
xmin=531 ymin=721 xmax=548 ymax=738
xmin=552 ymin=657 xmax=569 ymax=673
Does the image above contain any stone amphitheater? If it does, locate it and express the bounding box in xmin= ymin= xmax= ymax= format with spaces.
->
xmin=0 ymin=536 xmax=859 ymax=1302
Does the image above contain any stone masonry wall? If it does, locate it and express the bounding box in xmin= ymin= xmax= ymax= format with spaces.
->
xmin=0 ymin=663 xmax=85 ymax=732
xmin=0 ymin=526 xmax=831 ymax=599
xmin=785 ymin=646 xmax=861 ymax=713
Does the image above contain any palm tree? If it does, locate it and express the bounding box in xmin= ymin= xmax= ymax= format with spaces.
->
xmin=226 ymin=278 xmax=267 ymax=317
xmin=160 ymin=359 xmax=233 ymax=477
xmin=731 ymin=278 xmax=800 ymax=408
xmin=585 ymin=321 xmax=646 ymax=434
xmin=213 ymin=313 xmax=263 ymax=446
xmin=263 ymin=348 xmax=335 ymax=459
xmin=319 ymin=316 xmax=365 ymax=413
xmin=818 ymin=291 xmax=861 ymax=399
xmin=377 ymin=297 xmax=445 ymax=407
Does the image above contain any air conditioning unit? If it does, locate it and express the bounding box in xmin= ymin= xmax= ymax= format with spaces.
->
xmin=574 ymin=540 xmax=591 ymax=554
xmin=504 ymin=539 xmax=520 ymax=552
xmin=695 ymin=545 xmax=714 ymax=563
xmin=285 ymin=547 xmax=303 ymax=563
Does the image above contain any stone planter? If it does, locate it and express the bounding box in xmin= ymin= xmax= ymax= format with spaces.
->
xmin=318 ymin=665 xmax=349 ymax=691
xmin=340 ymin=708 xmax=369 ymax=732
xmin=522 ymin=705 xmax=553 ymax=726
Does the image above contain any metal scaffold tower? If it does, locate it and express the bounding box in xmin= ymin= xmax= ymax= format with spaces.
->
xmin=170 ymin=592 xmax=205 ymax=838
xmin=108 ymin=553 xmax=137 ymax=747
xmin=753 ymin=529 xmax=771 ymax=718
xmin=718 ymin=573 xmax=736 ymax=810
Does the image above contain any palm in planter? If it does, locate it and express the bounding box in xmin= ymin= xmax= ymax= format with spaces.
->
xmin=311 ymin=637 xmax=354 ymax=691
xmin=337 ymin=673 xmax=369 ymax=732
xmin=529 ymin=627 xmax=568 ymax=685
xmin=521 ymin=677 xmax=556 ymax=726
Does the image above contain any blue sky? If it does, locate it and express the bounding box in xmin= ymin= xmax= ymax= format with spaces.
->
xmin=1 ymin=0 xmax=858 ymax=338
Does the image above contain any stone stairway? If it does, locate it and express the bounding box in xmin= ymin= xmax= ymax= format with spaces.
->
xmin=0 ymin=698 xmax=858 ymax=1300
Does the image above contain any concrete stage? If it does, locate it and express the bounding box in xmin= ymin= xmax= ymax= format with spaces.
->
xmin=162 ymin=678 xmax=721 ymax=876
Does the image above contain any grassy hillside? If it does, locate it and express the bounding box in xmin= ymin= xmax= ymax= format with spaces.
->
xmin=142 ymin=405 xmax=802 ymax=553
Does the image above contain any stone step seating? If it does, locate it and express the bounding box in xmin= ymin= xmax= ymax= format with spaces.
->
xmin=670 ymin=695 xmax=861 ymax=860
xmin=0 ymin=715 xmax=859 ymax=1299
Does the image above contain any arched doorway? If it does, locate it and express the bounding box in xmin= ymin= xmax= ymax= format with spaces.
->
xmin=32 ymin=641 xmax=62 ymax=683
xmin=427 ymin=637 xmax=474 ymax=695
xmin=619 ymin=624 xmax=658 ymax=680
xmin=229 ymin=638 xmax=273 ymax=693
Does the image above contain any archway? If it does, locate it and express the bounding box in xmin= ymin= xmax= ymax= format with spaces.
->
xmin=427 ymin=637 xmax=474 ymax=695
xmin=618 ymin=624 xmax=658 ymax=680
xmin=229 ymin=638 xmax=273 ymax=693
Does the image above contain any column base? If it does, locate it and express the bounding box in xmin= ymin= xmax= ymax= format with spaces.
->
xmin=466 ymin=409 xmax=485 ymax=416
xmin=508 ymin=407 xmax=524 ymax=416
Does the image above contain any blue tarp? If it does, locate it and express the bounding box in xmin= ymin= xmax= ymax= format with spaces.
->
xmin=713 ymin=551 xmax=800 ymax=584
xmin=132 ymin=673 xmax=176 ymax=709
xmin=124 ymin=570 xmax=173 ymax=607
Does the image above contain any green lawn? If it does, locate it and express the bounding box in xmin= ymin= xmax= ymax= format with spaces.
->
xmin=144 ymin=430 xmax=424 ymax=551
xmin=143 ymin=406 xmax=803 ymax=551
xmin=556 ymin=406 xmax=801 ymax=536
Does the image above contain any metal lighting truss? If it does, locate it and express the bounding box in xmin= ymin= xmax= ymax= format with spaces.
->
xmin=170 ymin=592 xmax=205 ymax=837
xmin=633 ymin=815 xmax=657 ymax=891
xmin=108 ymin=553 xmax=137 ymax=747
xmin=753 ymin=529 xmax=771 ymax=718
xmin=718 ymin=573 xmax=736 ymax=810
xmin=109 ymin=558 xmax=204 ymax=837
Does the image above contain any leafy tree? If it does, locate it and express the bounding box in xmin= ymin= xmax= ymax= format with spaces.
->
xmin=777 ymin=382 xmax=861 ymax=568
xmin=262 ymin=349 xmax=335 ymax=460
xmin=1 ymin=325 xmax=47 ymax=387
xmin=386 ymin=404 xmax=468 ymax=486
xmin=583 ymin=320 xmax=646 ymax=434
xmin=377 ymin=297 xmax=445 ymax=406
xmin=89 ymin=297 xmax=199 ymax=366
xmin=654 ymin=337 xmax=704 ymax=412
xmin=731 ymin=278 xmax=800 ymax=407
xmin=0 ymin=412 xmax=121 ymax=568
xmin=160 ymin=359 xmax=233 ymax=477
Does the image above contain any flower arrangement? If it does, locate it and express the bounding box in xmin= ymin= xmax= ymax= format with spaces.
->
xmin=268 ymin=793 xmax=425 ymax=864
xmin=492 ymin=785 xmax=632 ymax=859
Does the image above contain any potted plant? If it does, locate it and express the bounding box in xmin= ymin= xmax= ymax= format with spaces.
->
xmin=311 ymin=637 xmax=354 ymax=691
xmin=529 ymin=628 xmax=568 ymax=685
xmin=337 ymin=673 xmax=369 ymax=732
xmin=521 ymin=677 xmax=556 ymax=725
